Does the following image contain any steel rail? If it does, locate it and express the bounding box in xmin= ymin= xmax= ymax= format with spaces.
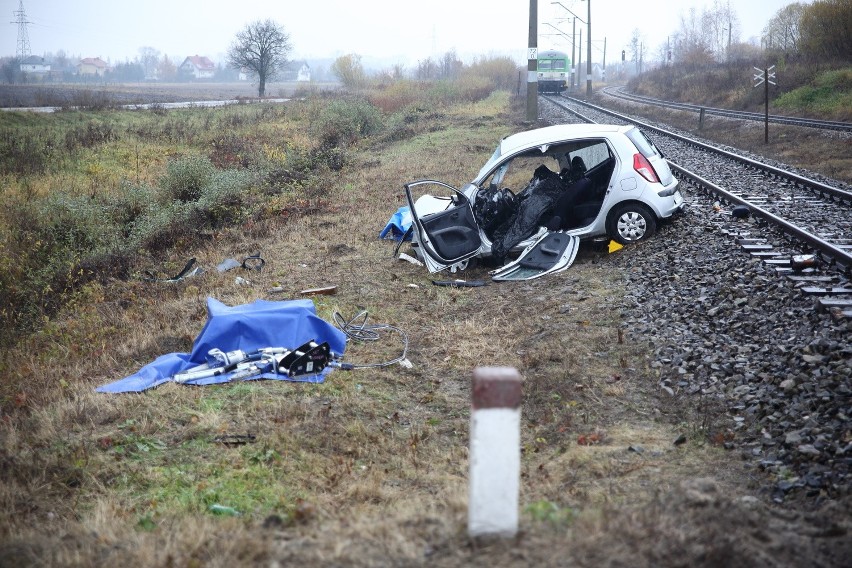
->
xmin=601 ymin=86 xmax=852 ymax=132
xmin=547 ymin=95 xmax=852 ymax=204
xmin=668 ymin=162 xmax=852 ymax=273
xmin=541 ymin=94 xmax=852 ymax=273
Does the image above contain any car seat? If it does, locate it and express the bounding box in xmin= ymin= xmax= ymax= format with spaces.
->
xmin=561 ymin=156 xmax=587 ymax=184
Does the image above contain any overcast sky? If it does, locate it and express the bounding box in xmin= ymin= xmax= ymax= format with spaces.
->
xmin=5 ymin=0 xmax=802 ymax=67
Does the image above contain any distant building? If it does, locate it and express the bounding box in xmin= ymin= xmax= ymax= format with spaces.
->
xmin=282 ymin=61 xmax=311 ymax=82
xmin=78 ymin=57 xmax=109 ymax=77
xmin=179 ymin=55 xmax=216 ymax=79
xmin=20 ymin=55 xmax=50 ymax=74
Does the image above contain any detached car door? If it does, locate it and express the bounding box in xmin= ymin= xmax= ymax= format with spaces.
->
xmin=404 ymin=180 xmax=482 ymax=273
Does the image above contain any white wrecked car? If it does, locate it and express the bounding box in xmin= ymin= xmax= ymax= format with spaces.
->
xmin=403 ymin=124 xmax=683 ymax=280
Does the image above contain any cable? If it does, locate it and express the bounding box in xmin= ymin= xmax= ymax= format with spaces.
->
xmin=332 ymin=310 xmax=410 ymax=369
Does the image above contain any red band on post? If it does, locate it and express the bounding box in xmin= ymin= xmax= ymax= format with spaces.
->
xmin=472 ymin=367 xmax=522 ymax=410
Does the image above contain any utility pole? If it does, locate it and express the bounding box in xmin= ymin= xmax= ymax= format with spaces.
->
xmin=571 ymin=17 xmax=576 ymax=88
xmin=727 ymin=20 xmax=732 ymax=60
xmin=577 ymin=28 xmax=582 ymax=89
xmin=585 ymin=0 xmax=592 ymax=97
xmin=526 ymin=0 xmax=537 ymax=122
xmin=11 ymin=0 xmax=31 ymax=61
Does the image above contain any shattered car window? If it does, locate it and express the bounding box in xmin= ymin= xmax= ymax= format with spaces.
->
xmin=481 ymin=151 xmax=561 ymax=192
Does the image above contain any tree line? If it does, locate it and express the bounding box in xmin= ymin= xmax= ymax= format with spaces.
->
xmin=626 ymin=0 xmax=850 ymax=70
xmin=763 ymin=0 xmax=851 ymax=60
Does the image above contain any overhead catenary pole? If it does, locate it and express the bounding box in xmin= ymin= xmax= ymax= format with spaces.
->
xmin=571 ymin=17 xmax=576 ymax=88
xmin=577 ymin=28 xmax=582 ymax=89
xmin=526 ymin=0 xmax=537 ymax=122
xmin=586 ymin=0 xmax=592 ymax=96
xmin=551 ymin=3 xmax=588 ymax=91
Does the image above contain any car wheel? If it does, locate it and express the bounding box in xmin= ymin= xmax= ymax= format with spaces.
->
xmin=606 ymin=203 xmax=657 ymax=245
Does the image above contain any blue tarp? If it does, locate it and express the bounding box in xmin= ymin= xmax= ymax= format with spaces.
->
xmin=97 ymin=297 xmax=347 ymax=393
xmin=379 ymin=206 xmax=412 ymax=240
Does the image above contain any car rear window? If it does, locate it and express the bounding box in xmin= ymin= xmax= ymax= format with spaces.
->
xmin=625 ymin=128 xmax=659 ymax=159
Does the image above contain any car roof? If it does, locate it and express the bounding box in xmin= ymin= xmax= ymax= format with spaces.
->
xmin=498 ymin=124 xmax=629 ymax=158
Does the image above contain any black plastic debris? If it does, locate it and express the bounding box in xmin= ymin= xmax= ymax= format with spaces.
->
xmin=731 ymin=205 xmax=750 ymax=218
xmin=144 ymin=258 xmax=203 ymax=282
xmin=431 ymin=280 xmax=488 ymax=288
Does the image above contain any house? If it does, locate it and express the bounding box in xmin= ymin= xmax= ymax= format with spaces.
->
xmin=78 ymin=57 xmax=109 ymax=77
xmin=179 ymin=55 xmax=216 ymax=79
xmin=282 ymin=61 xmax=311 ymax=82
xmin=20 ymin=55 xmax=50 ymax=74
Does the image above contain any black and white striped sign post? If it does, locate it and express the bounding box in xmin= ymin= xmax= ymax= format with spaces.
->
xmin=468 ymin=367 xmax=522 ymax=538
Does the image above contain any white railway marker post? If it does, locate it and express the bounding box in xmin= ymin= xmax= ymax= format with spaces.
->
xmin=468 ymin=367 xmax=522 ymax=538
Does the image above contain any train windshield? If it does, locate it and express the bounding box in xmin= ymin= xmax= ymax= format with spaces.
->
xmin=539 ymin=60 xmax=552 ymax=70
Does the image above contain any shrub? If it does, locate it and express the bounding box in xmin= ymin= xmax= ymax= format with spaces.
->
xmin=464 ymin=56 xmax=520 ymax=91
xmin=196 ymin=169 xmax=256 ymax=225
xmin=64 ymin=122 xmax=117 ymax=152
xmin=63 ymin=89 xmax=119 ymax=111
xmin=161 ymin=155 xmax=216 ymax=202
xmin=368 ymin=80 xmax=420 ymax=114
xmin=0 ymin=129 xmax=52 ymax=175
xmin=312 ymin=97 xmax=383 ymax=148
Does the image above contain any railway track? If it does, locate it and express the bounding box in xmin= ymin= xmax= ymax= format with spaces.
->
xmin=544 ymin=94 xmax=852 ymax=280
xmin=538 ymin=94 xmax=851 ymax=504
xmin=600 ymin=86 xmax=852 ymax=133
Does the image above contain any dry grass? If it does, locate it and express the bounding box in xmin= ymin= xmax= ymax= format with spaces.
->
xmin=1 ymin=90 xmax=848 ymax=567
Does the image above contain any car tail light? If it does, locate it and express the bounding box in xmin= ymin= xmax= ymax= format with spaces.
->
xmin=633 ymin=153 xmax=660 ymax=183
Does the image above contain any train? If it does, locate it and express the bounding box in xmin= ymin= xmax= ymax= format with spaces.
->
xmin=537 ymin=49 xmax=570 ymax=94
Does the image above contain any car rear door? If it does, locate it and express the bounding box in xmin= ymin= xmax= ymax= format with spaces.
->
xmin=404 ymin=180 xmax=482 ymax=273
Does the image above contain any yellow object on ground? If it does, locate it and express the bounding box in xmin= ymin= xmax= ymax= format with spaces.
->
xmin=608 ymin=240 xmax=624 ymax=253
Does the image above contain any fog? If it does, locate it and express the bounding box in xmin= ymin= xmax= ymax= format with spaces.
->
xmin=4 ymin=0 xmax=803 ymax=70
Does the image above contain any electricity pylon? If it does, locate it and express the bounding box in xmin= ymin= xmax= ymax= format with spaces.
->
xmin=11 ymin=0 xmax=31 ymax=61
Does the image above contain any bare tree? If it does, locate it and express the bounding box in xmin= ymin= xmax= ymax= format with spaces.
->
xmin=139 ymin=46 xmax=160 ymax=80
xmin=416 ymin=57 xmax=439 ymax=80
xmin=672 ymin=8 xmax=715 ymax=66
xmin=439 ymin=50 xmax=462 ymax=79
xmin=763 ymin=2 xmax=806 ymax=52
xmin=228 ymin=19 xmax=291 ymax=97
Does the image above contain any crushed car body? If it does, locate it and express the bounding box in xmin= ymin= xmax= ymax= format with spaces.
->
xmin=403 ymin=124 xmax=684 ymax=279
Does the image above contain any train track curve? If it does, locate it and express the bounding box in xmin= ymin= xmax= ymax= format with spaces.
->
xmin=600 ymin=86 xmax=852 ymax=133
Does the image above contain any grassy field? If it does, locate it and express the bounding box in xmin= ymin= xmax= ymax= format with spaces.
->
xmin=0 ymin=85 xmax=846 ymax=566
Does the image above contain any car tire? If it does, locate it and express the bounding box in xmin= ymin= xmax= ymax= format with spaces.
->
xmin=606 ymin=203 xmax=657 ymax=245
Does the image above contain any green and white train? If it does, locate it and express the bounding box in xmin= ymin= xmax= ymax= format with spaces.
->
xmin=537 ymin=49 xmax=570 ymax=94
